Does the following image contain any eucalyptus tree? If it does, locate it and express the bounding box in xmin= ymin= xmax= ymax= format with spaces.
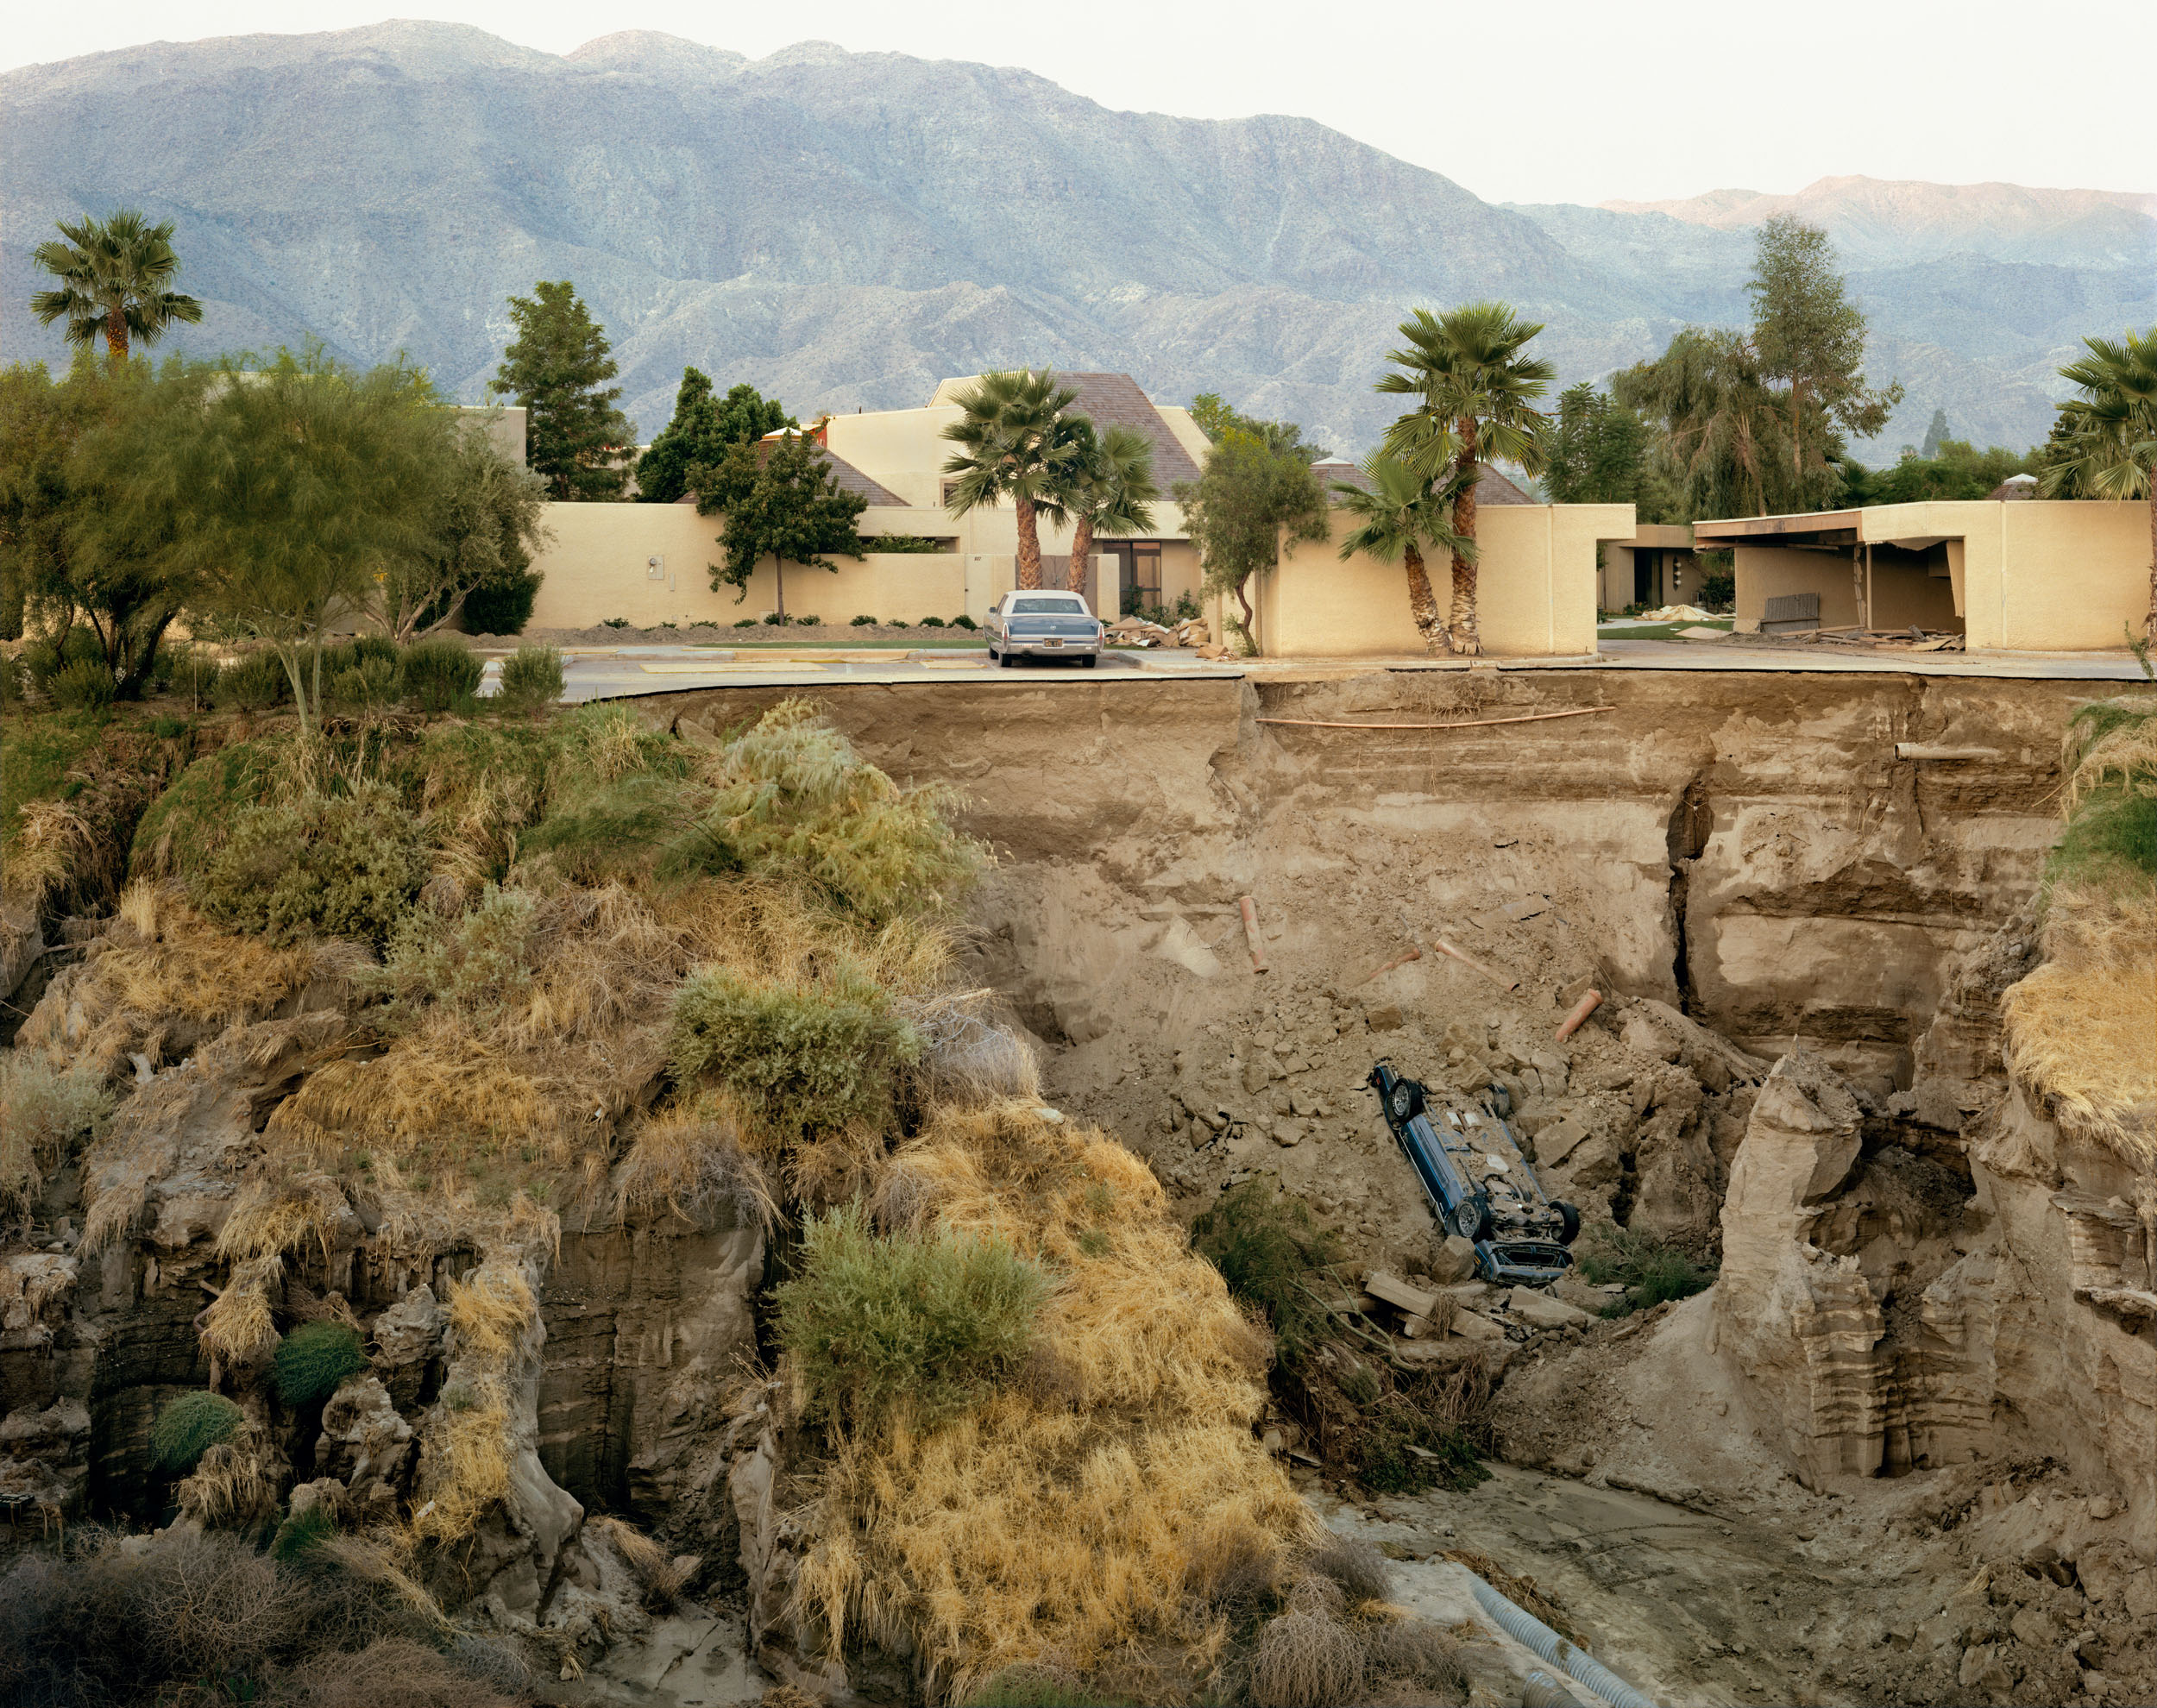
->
xmin=1378 ymin=302 xmax=1554 ymax=655
xmin=1059 ymin=421 xmax=1160 ymax=593
xmin=1747 ymin=217 xmax=1902 ymax=484
xmin=939 ymin=369 xmax=1080 ymax=589
xmin=30 ymin=210 xmax=203 ymax=363
xmin=1332 ymin=455 xmax=1471 ymax=656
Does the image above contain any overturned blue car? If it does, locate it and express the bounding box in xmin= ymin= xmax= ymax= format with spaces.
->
xmin=1367 ymin=1061 xmax=1580 ymax=1288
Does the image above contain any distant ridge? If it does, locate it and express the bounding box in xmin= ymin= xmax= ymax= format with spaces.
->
xmin=5 ymin=25 xmax=2151 ymax=455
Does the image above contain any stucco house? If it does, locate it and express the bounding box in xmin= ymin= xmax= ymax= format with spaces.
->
xmin=523 ymin=373 xmax=1211 ymax=630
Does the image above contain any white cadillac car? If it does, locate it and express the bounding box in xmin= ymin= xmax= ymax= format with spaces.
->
xmin=983 ymin=591 xmax=1104 ymax=667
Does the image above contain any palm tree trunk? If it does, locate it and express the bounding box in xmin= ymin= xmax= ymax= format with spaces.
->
xmin=1015 ymin=495 xmax=1042 ymax=591
xmin=2146 ymin=475 xmax=2156 ymax=642
xmin=1450 ymin=431 xmax=1481 ymax=656
xmin=104 ymin=309 xmax=127 ymax=363
xmin=1403 ymin=543 xmax=1443 ymax=653
xmin=1067 ymin=514 xmax=1094 ymax=597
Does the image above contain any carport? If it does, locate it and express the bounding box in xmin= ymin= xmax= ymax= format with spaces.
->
xmin=1695 ymin=508 xmax=1964 ymax=635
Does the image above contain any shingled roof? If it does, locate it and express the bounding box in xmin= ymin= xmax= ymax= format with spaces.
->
xmin=929 ymin=372 xmax=1204 ymax=488
xmin=1314 ymin=461 xmax=1537 ymax=506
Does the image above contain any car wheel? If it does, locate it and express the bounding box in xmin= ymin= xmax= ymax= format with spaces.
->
xmin=1454 ymin=1199 xmax=1493 ymax=1243
xmin=1387 ymin=1080 xmax=1424 ymax=1123
xmin=997 ymin=649 xmax=1016 ymax=668
xmin=1555 ymin=1201 xmax=1582 ymax=1246
xmin=1078 ymin=654 xmax=1097 ymax=669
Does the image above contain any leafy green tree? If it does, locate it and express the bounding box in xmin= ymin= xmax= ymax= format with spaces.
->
xmin=488 ymin=281 xmax=633 ymax=501
xmin=1378 ymin=302 xmax=1555 ymax=655
xmin=1615 ymin=328 xmax=1795 ymax=519
xmin=940 ymin=369 xmax=1080 ymax=589
xmin=635 ymin=368 xmax=794 ymax=504
xmin=2041 ymin=325 xmax=2157 ymax=637
xmin=1186 ymin=392 xmax=1330 ymax=461
xmin=1173 ymin=427 xmax=1329 ymax=655
xmin=1332 ymin=454 xmax=1472 ymax=655
xmin=30 ymin=210 xmax=203 ymax=363
xmin=695 ymin=432 xmax=869 ymax=618
xmin=379 ymin=421 xmax=551 ymax=641
xmin=1 ymin=355 xmax=193 ymax=691
xmin=1747 ymin=217 xmax=1902 ymax=483
xmin=136 ymin=347 xmax=446 ymax=733
xmin=1058 ymin=420 xmax=1160 ymax=593
xmin=1858 ymin=438 xmax=2035 ymax=505
xmin=1544 ymin=381 xmax=1682 ymax=519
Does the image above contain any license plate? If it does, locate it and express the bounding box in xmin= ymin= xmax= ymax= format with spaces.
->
xmin=1042 ymin=637 xmax=1063 ymax=648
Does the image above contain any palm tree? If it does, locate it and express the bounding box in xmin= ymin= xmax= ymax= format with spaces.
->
xmin=2042 ymin=325 xmax=2157 ymax=639
xmin=1332 ymin=455 xmax=1471 ymax=655
xmin=1060 ymin=420 xmax=1160 ymax=596
xmin=1378 ymin=303 xmax=1554 ymax=655
xmin=940 ymin=369 xmax=1079 ymax=589
xmin=31 ymin=210 xmax=204 ymax=363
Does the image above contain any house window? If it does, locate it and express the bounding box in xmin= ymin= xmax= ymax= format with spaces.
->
xmin=1110 ymin=542 xmax=1163 ymax=615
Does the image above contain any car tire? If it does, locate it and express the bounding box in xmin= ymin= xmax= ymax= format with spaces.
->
xmin=997 ymin=648 xmax=1016 ymax=669
xmin=1455 ymin=1199 xmax=1494 ymax=1243
xmin=1387 ymin=1079 xmax=1424 ymax=1123
xmin=1078 ymin=654 xmax=1097 ymax=669
xmin=1555 ymin=1201 xmax=1582 ymax=1246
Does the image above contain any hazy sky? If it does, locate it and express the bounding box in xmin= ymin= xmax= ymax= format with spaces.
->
xmin=10 ymin=0 xmax=2154 ymax=205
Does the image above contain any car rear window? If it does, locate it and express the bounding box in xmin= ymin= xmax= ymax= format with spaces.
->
xmin=1010 ymin=598 xmax=1085 ymax=614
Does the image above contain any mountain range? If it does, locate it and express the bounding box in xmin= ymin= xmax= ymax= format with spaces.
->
xmin=4 ymin=22 xmax=2152 ymax=459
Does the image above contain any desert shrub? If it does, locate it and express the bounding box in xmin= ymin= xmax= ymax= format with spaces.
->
xmin=951 ymin=613 xmax=978 ymax=631
xmin=328 ymin=655 xmax=403 ymax=709
xmin=497 ymin=644 xmax=564 ymax=705
xmin=284 ymin=1635 xmax=521 ymax=1707
xmin=272 ymin=1502 xmax=341 ymax=1561
xmin=400 ymin=636 xmax=483 ymax=713
xmin=1576 ymin=1224 xmax=1715 ymax=1315
xmin=1 ymin=1055 xmax=114 ymax=1216
xmin=1189 ymin=1179 xmax=1343 ymax=1362
xmin=2049 ymin=791 xmax=2157 ymax=887
xmin=197 ymin=782 xmax=426 ymax=948
xmin=616 ymin=1109 xmax=777 ymax=1230
xmin=513 ymin=705 xmax=695 ymax=883
xmin=275 ymin=1321 xmax=368 ymax=1405
xmin=1356 ymin=1397 xmax=1488 ymax=1495
xmin=776 ymin=1203 xmax=1051 ymax=1428
xmin=155 ymin=643 xmax=223 ymax=704
xmin=48 ymin=657 xmax=115 ymax=710
xmin=461 ymin=567 xmax=542 ymax=637
xmin=1364 ymin=1618 xmax=1468 ymax=1699
xmin=214 ymin=650 xmax=292 ymax=711
xmin=1305 ymin=1537 xmax=1392 ymax=1605
xmin=669 ymin=962 xmax=919 ymax=1142
xmin=687 ymin=698 xmax=981 ymax=923
xmin=851 ymin=613 xmax=877 ymax=626
xmin=150 ymin=1390 xmax=243 ymax=1473
xmin=920 ymin=615 xmax=946 ymax=627
xmin=1182 ymin=1523 xmax=1284 ymax=1623
xmin=378 ymin=884 xmax=538 ymax=1014
xmin=444 ymin=1632 xmax=534 ymax=1699
xmin=1249 ymin=1607 xmax=1365 ymax=1708
xmin=128 ymin=738 xmax=279 ymax=880
xmin=796 ymin=613 xmax=821 ymax=626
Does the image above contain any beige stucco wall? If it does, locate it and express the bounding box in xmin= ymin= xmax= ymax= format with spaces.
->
xmin=524 ymin=504 xmax=984 ymax=629
xmin=1887 ymin=501 xmax=2148 ymax=651
xmin=1726 ymin=502 xmax=2148 ymax=648
xmin=1222 ymin=504 xmax=1628 ymax=657
xmin=1733 ymin=544 xmax=1863 ymax=630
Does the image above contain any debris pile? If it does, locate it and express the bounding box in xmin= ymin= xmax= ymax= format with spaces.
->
xmin=1733 ymin=625 xmax=1966 ymax=652
xmin=1106 ymin=614 xmax=1211 ymax=649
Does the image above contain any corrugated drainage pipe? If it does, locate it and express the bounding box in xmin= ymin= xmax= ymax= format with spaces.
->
xmin=1468 ymin=1574 xmax=1659 ymax=1708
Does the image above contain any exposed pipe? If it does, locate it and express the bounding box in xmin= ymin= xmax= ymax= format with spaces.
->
xmin=1467 ymin=1574 xmax=1659 ymax=1708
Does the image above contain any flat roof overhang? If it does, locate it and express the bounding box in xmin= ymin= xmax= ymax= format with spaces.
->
xmin=1691 ymin=511 xmax=1862 ymax=549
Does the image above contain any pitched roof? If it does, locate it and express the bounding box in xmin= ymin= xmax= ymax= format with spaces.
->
xmin=1315 ymin=461 xmax=1538 ymax=506
xmin=929 ymin=372 xmax=1204 ymax=488
xmin=678 ymin=435 xmax=907 ymax=507
xmin=1989 ymin=473 xmax=2039 ymax=501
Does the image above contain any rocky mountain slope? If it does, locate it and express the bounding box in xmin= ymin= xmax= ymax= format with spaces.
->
xmin=4 ymin=22 xmax=2151 ymax=456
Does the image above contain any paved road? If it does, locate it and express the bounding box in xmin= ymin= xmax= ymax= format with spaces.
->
xmin=489 ymin=639 xmax=2154 ymax=701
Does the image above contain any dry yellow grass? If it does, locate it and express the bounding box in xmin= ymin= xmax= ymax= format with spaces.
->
xmin=2003 ymin=884 xmax=2157 ymax=1168
xmin=198 ymin=1253 xmax=283 ymax=1365
xmin=444 ymin=1257 xmax=538 ymax=1366
xmin=615 ymin=1106 xmax=777 ymax=1231
xmin=410 ymin=1257 xmax=538 ymax=1544
xmin=791 ymin=1104 xmax=1313 ymax=1703
xmin=217 ymin=1172 xmax=351 ymax=1265
xmin=412 ymin=1395 xmax=513 ymax=1544
xmin=176 ymin=1438 xmax=277 ymax=1528
xmin=2062 ymin=701 xmax=2157 ymax=813
xmin=598 ymin=1516 xmax=701 ymax=1607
